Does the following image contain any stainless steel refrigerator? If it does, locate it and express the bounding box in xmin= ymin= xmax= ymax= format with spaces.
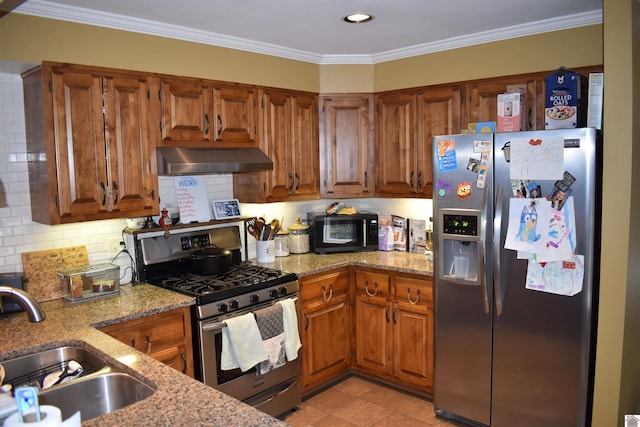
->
xmin=432 ymin=128 xmax=599 ymax=427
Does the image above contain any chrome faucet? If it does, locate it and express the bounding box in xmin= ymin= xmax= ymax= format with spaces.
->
xmin=0 ymin=286 xmax=46 ymax=323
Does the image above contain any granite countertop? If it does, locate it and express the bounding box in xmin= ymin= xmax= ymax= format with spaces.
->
xmin=267 ymin=250 xmax=434 ymax=278
xmin=0 ymin=251 xmax=431 ymax=426
xmin=0 ymin=285 xmax=287 ymax=427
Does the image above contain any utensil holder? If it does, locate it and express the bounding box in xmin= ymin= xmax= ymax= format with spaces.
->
xmin=256 ymin=240 xmax=275 ymax=263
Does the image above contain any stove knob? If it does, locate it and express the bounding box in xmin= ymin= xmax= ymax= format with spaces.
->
xmin=250 ymin=295 xmax=260 ymax=304
xmin=279 ymin=287 xmax=288 ymax=296
xmin=269 ymin=289 xmax=279 ymax=298
xmin=218 ymin=303 xmax=228 ymax=313
xmin=230 ymin=300 xmax=239 ymax=310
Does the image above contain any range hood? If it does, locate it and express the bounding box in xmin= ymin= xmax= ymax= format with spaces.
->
xmin=157 ymin=147 xmax=273 ymax=175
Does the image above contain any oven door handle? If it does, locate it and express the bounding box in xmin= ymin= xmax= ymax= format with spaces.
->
xmin=201 ymin=297 xmax=298 ymax=332
xmin=202 ymin=321 xmax=227 ymax=333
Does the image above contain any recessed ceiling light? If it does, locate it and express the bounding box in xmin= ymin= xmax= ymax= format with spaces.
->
xmin=343 ymin=13 xmax=374 ymax=24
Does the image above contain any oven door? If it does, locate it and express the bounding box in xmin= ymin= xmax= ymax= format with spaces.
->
xmin=196 ymin=298 xmax=301 ymax=416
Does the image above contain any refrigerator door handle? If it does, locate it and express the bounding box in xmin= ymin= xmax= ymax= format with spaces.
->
xmin=480 ymin=182 xmax=490 ymax=314
xmin=493 ymin=184 xmax=505 ymax=317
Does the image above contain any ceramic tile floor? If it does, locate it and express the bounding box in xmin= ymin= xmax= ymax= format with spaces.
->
xmin=280 ymin=376 xmax=465 ymax=427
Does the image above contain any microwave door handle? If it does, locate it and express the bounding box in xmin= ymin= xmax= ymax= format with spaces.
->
xmin=363 ymin=221 xmax=367 ymax=246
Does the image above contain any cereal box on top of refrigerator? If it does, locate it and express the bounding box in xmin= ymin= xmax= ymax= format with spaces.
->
xmin=545 ymin=67 xmax=587 ymax=129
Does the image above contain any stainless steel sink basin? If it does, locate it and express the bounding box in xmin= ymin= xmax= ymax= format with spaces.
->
xmin=1 ymin=345 xmax=155 ymax=421
xmin=2 ymin=346 xmax=108 ymax=389
xmin=39 ymin=372 xmax=155 ymax=420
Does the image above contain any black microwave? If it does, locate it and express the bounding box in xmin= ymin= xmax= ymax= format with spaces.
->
xmin=307 ymin=212 xmax=378 ymax=254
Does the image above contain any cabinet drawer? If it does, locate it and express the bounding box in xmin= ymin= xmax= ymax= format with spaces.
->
xmin=299 ymin=269 xmax=349 ymax=304
xmin=355 ymin=270 xmax=390 ymax=298
xmin=394 ymin=276 xmax=433 ymax=305
xmin=101 ymin=308 xmax=190 ymax=353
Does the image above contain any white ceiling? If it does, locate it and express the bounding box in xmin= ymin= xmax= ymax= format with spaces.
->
xmin=15 ymin=0 xmax=603 ymax=64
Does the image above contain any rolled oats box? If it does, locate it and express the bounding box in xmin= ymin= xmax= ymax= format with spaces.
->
xmin=545 ymin=68 xmax=587 ymax=129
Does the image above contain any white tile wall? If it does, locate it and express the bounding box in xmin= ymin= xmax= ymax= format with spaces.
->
xmin=0 ymin=72 xmax=433 ymax=287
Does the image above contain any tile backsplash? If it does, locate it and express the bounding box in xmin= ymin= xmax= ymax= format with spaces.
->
xmin=0 ymin=72 xmax=432 ymax=285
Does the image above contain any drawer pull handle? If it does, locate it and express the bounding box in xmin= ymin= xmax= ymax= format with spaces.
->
xmin=204 ymin=113 xmax=210 ymax=135
xmin=385 ymin=305 xmax=390 ymax=323
xmin=181 ymin=352 xmax=187 ymax=374
xmin=131 ymin=339 xmax=136 ymax=348
xmin=365 ymin=281 xmax=378 ymax=297
xmin=393 ymin=306 xmax=397 ymax=324
xmin=145 ymin=335 xmax=152 ymax=354
xmin=407 ymin=288 xmax=420 ymax=305
xmin=322 ymin=284 xmax=333 ymax=302
xmin=304 ymin=313 xmax=309 ymax=330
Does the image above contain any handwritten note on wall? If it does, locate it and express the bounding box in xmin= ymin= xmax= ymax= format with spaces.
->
xmin=174 ymin=176 xmax=211 ymax=223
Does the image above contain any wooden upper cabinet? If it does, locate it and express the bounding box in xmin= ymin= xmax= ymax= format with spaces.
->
xmin=103 ymin=75 xmax=158 ymax=214
xmin=291 ymin=93 xmax=319 ymax=196
xmin=212 ymin=83 xmax=260 ymax=147
xmin=375 ymin=92 xmax=420 ymax=197
xmin=233 ymin=88 xmax=318 ymax=202
xmin=416 ymin=85 xmax=462 ymax=197
xmin=158 ymin=79 xmax=259 ymax=147
xmin=320 ymin=95 xmax=374 ymax=198
xmin=22 ymin=63 xmax=158 ymax=224
xmin=50 ymin=70 xmax=108 ymax=218
xmin=159 ymin=77 xmax=213 ymax=144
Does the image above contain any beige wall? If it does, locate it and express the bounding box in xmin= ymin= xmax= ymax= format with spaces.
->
xmin=2 ymin=9 xmax=637 ymax=426
xmin=372 ymin=25 xmax=603 ymax=91
xmin=592 ymin=0 xmax=640 ymax=425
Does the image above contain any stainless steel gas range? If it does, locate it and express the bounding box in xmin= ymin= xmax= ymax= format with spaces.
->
xmin=125 ymin=224 xmax=301 ymax=417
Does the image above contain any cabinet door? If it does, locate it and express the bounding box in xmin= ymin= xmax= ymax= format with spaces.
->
xmin=159 ymin=78 xmax=213 ymax=144
xmin=300 ymin=293 xmax=351 ymax=392
xmin=291 ymin=94 xmax=319 ymax=197
xmin=354 ymin=293 xmax=391 ymax=376
xmin=263 ymin=89 xmax=292 ymax=200
xmin=212 ymin=83 xmax=259 ymax=147
xmin=393 ymin=276 xmax=434 ymax=390
xmin=320 ymin=95 xmax=374 ymax=198
xmin=50 ymin=70 xmax=109 ymax=217
xmin=103 ymin=75 xmax=157 ymax=215
xmin=416 ymin=86 xmax=462 ymax=197
xmin=375 ymin=92 xmax=416 ymax=196
xmin=392 ymin=301 xmax=433 ymax=391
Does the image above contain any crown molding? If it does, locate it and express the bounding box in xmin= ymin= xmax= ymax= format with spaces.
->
xmin=15 ymin=1 xmax=602 ymax=65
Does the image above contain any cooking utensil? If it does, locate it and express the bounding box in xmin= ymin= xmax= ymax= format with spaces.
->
xmin=191 ymin=246 xmax=232 ymax=275
xmin=0 ymin=363 xmax=4 ymax=388
xmin=247 ymin=217 xmax=261 ymax=240
xmin=269 ymin=219 xmax=279 ymax=240
xmin=262 ymin=224 xmax=271 ymax=241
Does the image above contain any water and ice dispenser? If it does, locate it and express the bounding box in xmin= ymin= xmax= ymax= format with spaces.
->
xmin=438 ymin=209 xmax=481 ymax=285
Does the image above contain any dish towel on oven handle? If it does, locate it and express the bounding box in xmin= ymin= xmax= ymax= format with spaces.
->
xmin=221 ymin=312 xmax=267 ymax=372
xmin=255 ymin=303 xmax=286 ymax=375
xmin=277 ymin=298 xmax=301 ymax=361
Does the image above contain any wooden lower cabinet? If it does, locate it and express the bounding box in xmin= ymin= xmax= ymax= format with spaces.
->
xmin=100 ymin=307 xmax=194 ymax=378
xmin=353 ymin=269 xmax=433 ymax=393
xmin=392 ymin=276 xmax=434 ymax=391
xmin=298 ymin=269 xmax=351 ymax=393
xmin=299 ymin=266 xmax=434 ymax=395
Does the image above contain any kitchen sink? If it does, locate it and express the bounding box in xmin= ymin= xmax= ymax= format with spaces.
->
xmin=39 ymin=372 xmax=155 ymax=420
xmin=1 ymin=345 xmax=155 ymax=421
xmin=2 ymin=346 xmax=108 ymax=389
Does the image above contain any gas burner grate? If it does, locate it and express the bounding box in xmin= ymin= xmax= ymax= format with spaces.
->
xmin=154 ymin=262 xmax=291 ymax=298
